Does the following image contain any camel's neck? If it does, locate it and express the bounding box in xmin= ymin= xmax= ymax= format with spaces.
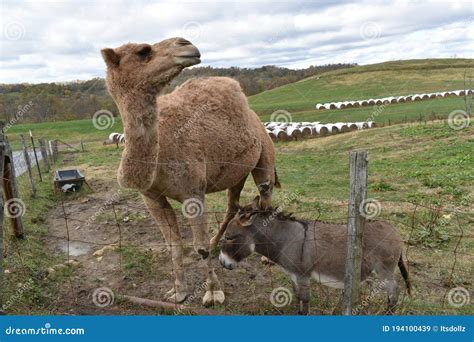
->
xmin=116 ymin=91 xmax=160 ymax=191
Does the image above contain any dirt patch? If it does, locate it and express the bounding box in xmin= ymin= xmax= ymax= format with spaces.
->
xmin=44 ymin=161 xmax=286 ymax=315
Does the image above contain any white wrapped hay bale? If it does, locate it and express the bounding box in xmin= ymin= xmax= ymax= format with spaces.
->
xmin=301 ymin=126 xmax=312 ymax=137
xmin=286 ymin=126 xmax=303 ymax=140
xmin=268 ymin=131 xmax=277 ymax=142
xmin=334 ymin=122 xmax=350 ymax=133
xmin=348 ymin=123 xmax=358 ymax=131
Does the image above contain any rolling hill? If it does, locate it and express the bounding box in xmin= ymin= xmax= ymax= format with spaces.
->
xmin=250 ymin=58 xmax=473 ymax=124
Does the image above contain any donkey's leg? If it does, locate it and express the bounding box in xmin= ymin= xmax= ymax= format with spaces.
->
xmin=295 ymin=277 xmax=311 ymax=315
xmin=383 ymin=277 xmax=400 ymax=315
xmin=184 ymin=195 xmax=225 ymax=306
xmin=377 ymin=264 xmax=400 ymax=314
xmin=142 ymin=194 xmax=188 ymax=303
xmin=210 ymin=176 xmax=248 ymax=249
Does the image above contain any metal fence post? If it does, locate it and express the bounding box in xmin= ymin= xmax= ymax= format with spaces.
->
xmin=29 ymin=130 xmax=42 ymax=182
xmin=38 ymin=138 xmax=50 ymax=172
xmin=20 ymin=134 xmax=36 ymax=197
xmin=343 ymin=150 xmax=368 ymax=315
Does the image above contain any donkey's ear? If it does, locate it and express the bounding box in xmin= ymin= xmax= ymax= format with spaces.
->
xmin=101 ymin=48 xmax=120 ymax=68
xmin=252 ymin=196 xmax=261 ymax=209
xmin=234 ymin=200 xmax=242 ymax=211
xmin=239 ymin=212 xmax=257 ymax=227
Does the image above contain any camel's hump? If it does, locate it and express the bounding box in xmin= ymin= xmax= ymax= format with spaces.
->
xmin=176 ymin=76 xmax=243 ymax=93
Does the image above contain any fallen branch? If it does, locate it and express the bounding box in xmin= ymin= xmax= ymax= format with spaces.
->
xmin=119 ymin=294 xmax=227 ymax=315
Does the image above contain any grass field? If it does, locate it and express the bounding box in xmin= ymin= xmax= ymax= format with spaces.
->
xmin=3 ymin=121 xmax=473 ymax=315
xmin=2 ymin=58 xmax=473 ymax=316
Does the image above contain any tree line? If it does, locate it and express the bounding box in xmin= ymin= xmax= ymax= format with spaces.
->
xmin=0 ymin=63 xmax=355 ymax=124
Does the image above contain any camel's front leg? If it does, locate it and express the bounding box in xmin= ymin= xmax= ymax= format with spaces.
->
xmin=183 ymin=195 xmax=225 ymax=306
xmin=142 ymin=194 xmax=188 ymax=303
xmin=210 ymin=176 xmax=247 ymax=250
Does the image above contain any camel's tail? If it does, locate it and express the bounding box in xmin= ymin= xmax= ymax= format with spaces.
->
xmin=398 ymin=255 xmax=412 ymax=296
xmin=274 ymin=167 xmax=281 ymax=188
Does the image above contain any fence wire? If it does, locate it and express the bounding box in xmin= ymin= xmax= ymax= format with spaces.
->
xmin=1 ymin=135 xmax=473 ymax=316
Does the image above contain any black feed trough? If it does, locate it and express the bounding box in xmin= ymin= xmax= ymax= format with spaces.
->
xmin=54 ymin=169 xmax=85 ymax=192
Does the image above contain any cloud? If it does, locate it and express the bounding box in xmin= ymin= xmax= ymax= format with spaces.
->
xmin=0 ymin=0 xmax=472 ymax=83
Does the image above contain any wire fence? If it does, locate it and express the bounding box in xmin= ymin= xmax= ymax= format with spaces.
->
xmin=1 ymin=134 xmax=473 ymax=316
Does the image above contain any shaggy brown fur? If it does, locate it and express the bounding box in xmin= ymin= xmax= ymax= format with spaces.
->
xmin=101 ymin=38 xmax=279 ymax=306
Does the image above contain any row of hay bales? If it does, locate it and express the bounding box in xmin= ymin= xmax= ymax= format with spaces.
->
xmin=315 ymin=89 xmax=473 ymax=110
xmin=264 ymin=121 xmax=375 ymax=142
xmin=108 ymin=121 xmax=374 ymax=145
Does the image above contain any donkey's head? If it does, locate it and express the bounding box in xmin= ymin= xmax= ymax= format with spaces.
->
xmin=219 ymin=197 xmax=261 ymax=270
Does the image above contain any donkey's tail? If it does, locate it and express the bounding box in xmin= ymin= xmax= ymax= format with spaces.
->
xmin=274 ymin=167 xmax=281 ymax=188
xmin=398 ymin=255 xmax=412 ymax=296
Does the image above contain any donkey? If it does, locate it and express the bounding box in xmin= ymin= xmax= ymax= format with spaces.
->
xmin=219 ymin=197 xmax=412 ymax=315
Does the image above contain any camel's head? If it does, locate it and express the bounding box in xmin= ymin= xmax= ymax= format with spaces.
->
xmin=101 ymin=37 xmax=201 ymax=97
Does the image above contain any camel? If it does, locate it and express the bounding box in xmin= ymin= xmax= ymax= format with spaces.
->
xmin=101 ymin=37 xmax=280 ymax=306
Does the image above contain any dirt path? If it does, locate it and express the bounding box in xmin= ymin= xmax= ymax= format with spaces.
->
xmin=45 ymin=157 xmax=281 ymax=315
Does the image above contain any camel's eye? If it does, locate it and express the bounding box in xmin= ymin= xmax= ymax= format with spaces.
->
xmin=225 ymin=235 xmax=236 ymax=241
xmin=136 ymin=45 xmax=152 ymax=59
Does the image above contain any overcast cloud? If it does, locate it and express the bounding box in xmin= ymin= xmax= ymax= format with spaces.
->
xmin=0 ymin=0 xmax=472 ymax=83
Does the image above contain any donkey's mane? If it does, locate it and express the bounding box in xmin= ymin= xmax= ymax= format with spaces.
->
xmin=252 ymin=207 xmax=345 ymax=225
xmin=240 ymin=204 xmax=347 ymax=225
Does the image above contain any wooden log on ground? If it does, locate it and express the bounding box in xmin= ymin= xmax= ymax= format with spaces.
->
xmin=119 ymin=295 xmax=227 ymax=315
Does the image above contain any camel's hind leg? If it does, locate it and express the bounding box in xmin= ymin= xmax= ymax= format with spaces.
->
xmin=251 ymin=140 xmax=279 ymax=209
xmin=142 ymin=193 xmax=188 ymax=303
xmin=183 ymin=194 xmax=225 ymax=306
xmin=210 ymin=175 xmax=248 ymax=249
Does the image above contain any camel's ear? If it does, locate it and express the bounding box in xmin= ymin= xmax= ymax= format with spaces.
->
xmin=101 ymin=48 xmax=120 ymax=68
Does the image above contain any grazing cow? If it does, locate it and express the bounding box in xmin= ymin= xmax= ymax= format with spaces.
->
xmin=219 ymin=197 xmax=412 ymax=315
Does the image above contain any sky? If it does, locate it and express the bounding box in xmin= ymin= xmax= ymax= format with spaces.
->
xmin=0 ymin=0 xmax=473 ymax=84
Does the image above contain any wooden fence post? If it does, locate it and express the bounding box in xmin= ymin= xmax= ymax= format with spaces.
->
xmin=20 ymin=134 xmax=36 ymax=197
xmin=343 ymin=150 xmax=368 ymax=315
xmin=38 ymin=138 xmax=50 ymax=172
xmin=52 ymin=140 xmax=58 ymax=159
xmin=0 ymin=125 xmax=5 ymax=302
xmin=0 ymin=126 xmax=24 ymax=238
